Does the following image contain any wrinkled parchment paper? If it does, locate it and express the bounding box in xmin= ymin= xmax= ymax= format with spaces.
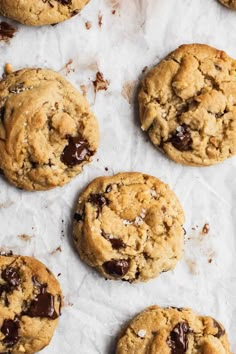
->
xmin=0 ymin=0 xmax=236 ymax=352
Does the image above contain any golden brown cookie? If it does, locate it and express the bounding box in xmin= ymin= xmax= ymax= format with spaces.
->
xmin=0 ymin=254 xmax=62 ymax=354
xmin=116 ymin=306 xmax=232 ymax=354
xmin=73 ymin=172 xmax=185 ymax=283
xmin=0 ymin=68 xmax=99 ymax=191
xmin=219 ymin=0 xmax=236 ymax=9
xmin=0 ymin=0 xmax=90 ymax=26
xmin=139 ymin=44 xmax=236 ymax=166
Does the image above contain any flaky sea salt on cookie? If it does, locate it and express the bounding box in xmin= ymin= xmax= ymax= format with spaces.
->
xmin=0 ymin=68 xmax=99 ymax=191
xmin=116 ymin=306 xmax=232 ymax=354
xmin=73 ymin=172 xmax=185 ymax=283
xmin=0 ymin=254 xmax=62 ymax=354
xmin=139 ymin=44 xmax=236 ymax=166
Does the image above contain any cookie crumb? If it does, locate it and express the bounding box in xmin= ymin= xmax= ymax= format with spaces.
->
xmin=112 ymin=10 xmax=116 ymax=14
xmin=121 ymin=81 xmax=136 ymax=104
xmin=18 ymin=234 xmax=33 ymax=242
xmin=137 ymin=329 xmax=146 ymax=338
xmin=80 ymin=84 xmax=87 ymax=96
xmin=50 ymin=246 xmax=62 ymax=255
xmin=93 ymin=72 xmax=109 ymax=92
xmin=85 ymin=21 xmax=92 ymax=30
xmin=208 ymin=258 xmax=212 ymax=264
xmin=201 ymin=223 xmax=210 ymax=235
xmin=98 ymin=13 xmax=103 ymax=27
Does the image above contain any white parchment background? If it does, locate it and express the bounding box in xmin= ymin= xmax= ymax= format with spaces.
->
xmin=0 ymin=0 xmax=236 ymax=352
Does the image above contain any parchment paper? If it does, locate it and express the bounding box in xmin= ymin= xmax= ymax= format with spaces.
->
xmin=0 ymin=0 xmax=236 ymax=352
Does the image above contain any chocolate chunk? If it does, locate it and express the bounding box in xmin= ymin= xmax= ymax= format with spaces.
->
xmin=1 ymin=318 xmax=19 ymax=347
xmin=105 ymin=184 xmax=112 ymax=193
xmin=0 ymin=106 xmax=5 ymax=120
xmin=0 ymin=251 xmax=13 ymax=256
xmin=0 ymin=22 xmax=16 ymax=42
xmin=2 ymin=267 xmax=21 ymax=288
xmin=167 ymin=322 xmax=190 ymax=354
xmin=170 ymin=124 xmax=192 ymax=151
xmin=74 ymin=211 xmax=84 ymax=222
xmin=88 ymin=194 xmax=108 ymax=208
xmin=24 ymin=293 xmax=58 ymax=319
xmin=109 ymin=238 xmax=126 ymax=250
xmin=213 ymin=320 xmax=225 ymax=338
xmin=32 ymin=276 xmax=47 ymax=294
xmin=61 ymin=135 xmax=92 ymax=167
xmin=56 ymin=0 xmax=72 ymax=4
xmin=103 ymin=259 xmax=129 ymax=277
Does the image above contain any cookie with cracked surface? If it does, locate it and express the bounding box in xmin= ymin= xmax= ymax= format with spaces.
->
xmin=0 ymin=254 xmax=62 ymax=354
xmin=139 ymin=44 xmax=236 ymax=166
xmin=73 ymin=172 xmax=185 ymax=283
xmin=218 ymin=0 xmax=236 ymax=9
xmin=116 ymin=306 xmax=232 ymax=354
xmin=0 ymin=0 xmax=90 ymax=26
xmin=0 ymin=68 xmax=99 ymax=191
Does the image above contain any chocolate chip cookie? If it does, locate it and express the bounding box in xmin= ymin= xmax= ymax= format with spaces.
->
xmin=0 ymin=0 xmax=90 ymax=26
xmin=219 ymin=0 xmax=236 ymax=9
xmin=139 ymin=44 xmax=236 ymax=166
xmin=73 ymin=172 xmax=185 ymax=283
xmin=0 ymin=254 xmax=62 ymax=354
xmin=0 ymin=68 xmax=99 ymax=191
xmin=116 ymin=306 xmax=232 ymax=354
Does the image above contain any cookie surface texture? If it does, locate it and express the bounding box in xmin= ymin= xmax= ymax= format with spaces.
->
xmin=73 ymin=172 xmax=185 ymax=283
xmin=0 ymin=255 xmax=62 ymax=354
xmin=0 ymin=68 xmax=99 ymax=191
xmin=0 ymin=0 xmax=90 ymax=26
xmin=219 ymin=0 xmax=236 ymax=9
xmin=116 ymin=306 xmax=232 ymax=354
xmin=139 ymin=44 xmax=236 ymax=166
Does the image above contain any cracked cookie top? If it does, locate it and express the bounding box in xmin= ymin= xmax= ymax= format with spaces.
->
xmin=219 ymin=0 xmax=236 ymax=9
xmin=0 ymin=255 xmax=62 ymax=354
xmin=0 ymin=0 xmax=90 ymax=26
xmin=0 ymin=68 xmax=99 ymax=191
xmin=139 ymin=44 xmax=236 ymax=166
xmin=73 ymin=172 xmax=185 ymax=283
xmin=116 ymin=306 xmax=232 ymax=354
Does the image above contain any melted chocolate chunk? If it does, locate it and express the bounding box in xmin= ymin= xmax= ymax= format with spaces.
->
xmin=167 ymin=322 xmax=190 ymax=354
xmin=0 ymin=22 xmax=16 ymax=42
xmin=0 ymin=251 xmax=13 ymax=256
xmin=213 ymin=320 xmax=225 ymax=338
xmin=24 ymin=292 xmax=58 ymax=319
xmin=170 ymin=124 xmax=192 ymax=151
xmin=74 ymin=211 xmax=84 ymax=222
xmin=2 ymin=267 xmax=21 ymax=288
xmin=61 ymin=135 xmax=92 ymax=167
xmin=1 ymin=318 xmax=19 ymax=347
xmin=109 ymin=238 xmax=126 ymax=250
xmin=103 ymin=259 xmax=129 ymax=277
xmin=88 ymin=194 xmax=108 ymax=208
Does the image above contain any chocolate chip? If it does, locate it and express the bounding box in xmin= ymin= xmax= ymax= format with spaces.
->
xmin=88 ymin=194 xmax=108 ymax=208
xmin=109 ymin=238 xmax=126 ymax=250
xmin=1 ymin=318 xmax=19 ymax=347
xmin=24 ymin=293 xmax=58 ymax=319
xmin=213 ymin=320 xmax=225 ymax=338
xmin=170 ymin=124 xmax=192 ymax=151
xmin=73 ymin=211 xmax=84 ymax=222
xmin=0 ymin=106 xmax=5 ymax=120
xmin=2 ymin=267 xmax=21 ymax=288
xmin=167 ymin=322 xmax=190 ymax=354
xmin=103 ymin=259 xmax=129 ymax=277
xmin=61 ymin=135 xmax=92 ymax=167
xmin=105 ymin=184 xmax=112 ymax=193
